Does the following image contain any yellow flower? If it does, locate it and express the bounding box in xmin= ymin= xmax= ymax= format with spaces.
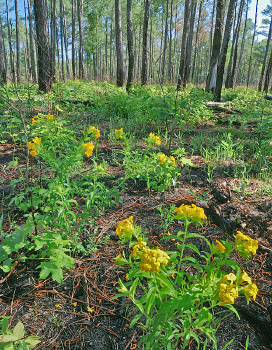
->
xmin=218 ymin=282 xmax=239 ymax=305
xmin=239 ymin=271 xmax=252 ymax=285
xmin=174 ymin=204 xmax=207 ymax=222
xmin=27 ymin=141 xmax=35 ymax=150
xmin=88 ymin=126 xmax=100 ymax=139
xmin=158 ymin=153 xmax=167 ymax=164
xmin=243 ymin=283 xmax=258 ymax=301
xmin=221 ymin=273 xmax=236 ymax=284
xmin=47 ymin=113 xmax=54 ymax=120
xmin=116 ymin=216 xmax=134 ymax=238
xmin=32 ymin=137 xmax=41 ymax=145
xmin=32 ymin=115 xmax=40 ymax=126
xmin=139 ymin=247 xmax=170 ymax=273
xmin=115 ymin=253 xmax=122 ymax=259
xmin=82 ymin=142 xmax=95 ymax=157
xmin=30 ymin=149 xmax=38 ymax=157
xmin=87 ymin=306 xmax=95 ymax=313
xmin=214 ymin=240 xmax=226 ymax=254
xmin=170 ymin=273 xmax=176 ymax=279
xmin=72 ymin=302 xmax=77 ymax=307
xmin=55 ymin=304 xmax=61 ymax=308
xmin=132 ymin=238 xmax=147 ymax=258
xmin=149 ymin=132 xmax=161 ymax=146
xmin=235 ymin=231 xmax=258 ymax=257
xmin=115 ymin=128 xmax=124 ymax=140
xmin=170 ymin=156 xmax=176 ymax=166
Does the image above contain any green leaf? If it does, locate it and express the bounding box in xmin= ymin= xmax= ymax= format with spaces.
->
xmin=37 ymin=261 xmax=64 ymax=283
xmin=13 ymin=322 xmax=24 ymax=339
xmin=24 ymin=336 xmax=41 ymax=348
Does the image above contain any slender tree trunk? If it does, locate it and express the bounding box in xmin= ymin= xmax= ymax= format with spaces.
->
xmin=246 ymin=0 xmax=258 ymax=87
xmin=15 ymin=0 xmax=20 ymax=83
xmin=33 ymin=0 xmax=52 ymax=92
xmin=6 ymin=0 xmax=16 ymax=83
xmin=0 ymin=14 xmax=6 ymax=83
xmin=126 ymin=0 xmax=134 ymax=90
xmin=141 ymin=0 xmax=150 ymax=85
xmin=258 ymin=16 xmax=272 ymax=91
xmin=72 ymin=0 xmax=76 ymax=79
xmin=149 ymin=15 xmax=153 ymax=81
xmin=235 ymin=0 xmax=249 ymax=85
xmin=209 ymin=0 xmax=216 ymax=63
xmin=59 ymin=0 xmax=65 ymax=80
xmin=62 ymin=3 xmax=70 ymax=79
xmin=105 ymin=14 xmax=108 ymax=78
xmin=77 ymin=0 xmax=84 ymax=79
xmin=110 ymin=11 xmax=113 ymax=79
xmin=215 ymin=0 xmax=237 ymax=101
xmin=50 ymin=0 xmax=56 ymax=82
xmin=167 ymin=0 xmax=174 ymax=81
xmin=206 ymin=0 xmax=225 ymax=93
xmin=0 ymin=15 xmax=7 ymax=73
xmin=115 ymin=0 xmax=124 ymax=86
xmin=24 ymin=0 xmax=30 ymax=80
xmin=161 ymin=0 xmax=169 ymax=82
xmin=185 ymin=0 xmax=197 ymax=83
xmin=264 ymin=48 xmax=272 ymax=93
xmin=192 ymin=0 xmax=203 ymax=81
xmin=177 ymin=0 xmax=192 ymax=90
xmin=27 ymin=0 xmax=37 ymax=82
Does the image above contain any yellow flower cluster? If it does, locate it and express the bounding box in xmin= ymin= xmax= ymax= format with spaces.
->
xmin=214 ymin=240 xmax=226 ymax=254
xmin=218 ymin=273 xmax=239 ymax=305
xmin=47 ymin=113 xmax=54 ymax=120
xmin=174 ymin=204 xmax=207 ymax=222
xmin=82 ymin=142 xmax=94 ymax=157
xmin=116 ymin=216 xmax=134 ymax=238
xmin=32 ymin=115 xmax=40 ymax=126
xmin=149 ymin=133 xmax=161 ymax=146
xmin=27 ymin=137 xmax=41 ymax=157
xmin=132 ymin=239 xmax=169 ymax=272
xmin=158 ymin=153 xmax=176 ymax=166
xmin=115 ymin=128 xmax=124 ymax=140
xmin=235 ymin=231 xmax=258 ymax=256
xmin=88 ymin=126 xmax=100 ymax=139
xmin=218 ymin=271 xmax=258 ymax=305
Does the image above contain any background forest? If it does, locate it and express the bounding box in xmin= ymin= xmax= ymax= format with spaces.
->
xmin=0 ymin=0 xmax=272 ymax=96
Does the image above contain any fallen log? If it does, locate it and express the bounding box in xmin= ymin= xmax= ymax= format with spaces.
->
xmin=264 ymin=94 xmax=272 ymax=100
xmin=204 ymin=101 xmax=242 ymax=114
xmin=62 ymin=99 xmax=94 ymax=106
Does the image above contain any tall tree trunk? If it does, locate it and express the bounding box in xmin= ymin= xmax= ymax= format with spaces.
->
xmin=33 ymin=0 xmax=52 ymax=92
xmin=192 ymin=0 xmax=203 ymax=81
xmin=59 ymin=0 xmax=65 ymax=81
xmin=62 ymin=3 xmax=70 ymax=80
xmin=246 ymin=0 xmax=258 ymax=87
xmin=115 ymin=0 xmax=124 ymax=86
xmin=72 ymin=0 xmax=76 ymax=79
xmin=110 ymin=10 xmax=113 ymax=79
xmin=209 ymin=0 xmax=216 ymax=64
xmin=167 ymin=0 xmax=174 ymax=81
xmin=105 ymin=14 xmax=108 ymax=78
xmin=215 ymin=0 xmax=237 ymax=101
xmin=50 ymin=0 xmax=56 ymax=82
xmin=6 ymin=0 xmax=16 ymax=83
xmin=235 ymin=0 xmax=249 ymax=85
xmin=161 ymin=0 xmax=169 ymax=82
xmin=225 ymin=0 xmax=244 ymax=88
xmin=15 ymin=0 xmax=20 ymax=83
xmin=177 ymin=0 xmax=192 ymax=90
xmin=258 ymin=16 xmax=272 ymax=91
xmin=0 ymin=14 xmax=6 ymax=83
xmin=185 ymin=0 xmax=197 ymax=83
xmin=77 ymin=0 xmax=84 ymax=79
xmin=206 ymin=0 xmax=225 ymax=93
xmin=141 ymin=0 xmax=150 ymax=85
xmin=264 ymin=48 xmax=272 ymax=93
xmin=126 ymin=0 xmax=134 ymax=90
xmin=24 ymin=0 xmax=30 ymax=80
xmin=27 ymin=0 xmax=37 ymax=82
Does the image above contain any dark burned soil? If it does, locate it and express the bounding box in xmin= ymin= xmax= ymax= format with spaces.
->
xmin=0 ymin=130 xmax=272 ymax=350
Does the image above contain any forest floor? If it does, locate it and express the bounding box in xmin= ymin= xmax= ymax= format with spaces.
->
xmin=0 ymin=82 xmax=271 ymax=350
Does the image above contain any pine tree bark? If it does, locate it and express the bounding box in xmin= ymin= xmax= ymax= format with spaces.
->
xmin=206 ymin=0 xmax=225 ymax=93
xmin=62 ymin=3 xmax=70 ymax=79
xmin=126 ymin=0 xmax=134 ymax=90
xmin=15 ymin=0 xmax=20 ymax=83
xmin=24 ymin=0 xmax=30 ymax=80
xmin=0 ymin=14 xmax=6 ymax=84
xmin=141 ymin=0 xmax=150 ymax=85
xmin=215 ymin=0 xmax=237 ymax=101
xmin=161 ymin=0 xmax=169 ymax=82
xmin=185 ymin=0 xmax=197 ymax=83
xmin=167 ymin=0 xmax=174 ymax=81
xmin=246 ymin=0 xmax=258 ymax=87
xmin=77 ymin=0 xmax=84 ymax=79
xmin=27 ymin=0 xmax=37 ymax=82
xmin=264 ymin=48 xmax=272 ymax=93
xmin=115 ymin=0 xmax=124 ymax=86
xmin=59 ymin=0 xmax=65 ymax=81
xmin=192 ymin=0 xmax=203 ymax=82
xmin=71 ymin=0 xmax=76 ymax=79
xmin=50 ymin=0 xmax=57 ymax=82
xmin=33 ymin=0 xmax=52 ymax=92
xmin=177 ymin=0 xmax=191 ymax=90
xmin=258 ymin=16 xmax=272 ymax=91
xmin=6 ymin=0 xmax=16 ymax=83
